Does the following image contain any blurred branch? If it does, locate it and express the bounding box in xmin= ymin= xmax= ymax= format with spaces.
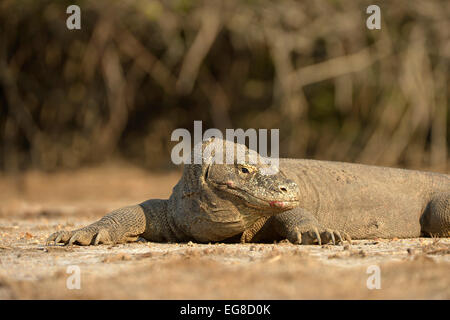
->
xmin=116 ymin=29 xmax=176 ymax=93
xmin=199 ymin=69 xmax=232 ymax=131
xmin=290 ymin=42 xmax=391 ymax=89
xmin=0 ymin=49 xmax=49 ymax=168
xmin=0 ymin=60 xmax=41 ymax=145
xmin=176 ymin=7 xmax=222 ymax=94
xmin=97 ymin=45 xmax=128 ymax=156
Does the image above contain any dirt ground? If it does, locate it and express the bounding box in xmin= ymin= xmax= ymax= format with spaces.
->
xmin=0 ymin=165 xmax=449 ymax=299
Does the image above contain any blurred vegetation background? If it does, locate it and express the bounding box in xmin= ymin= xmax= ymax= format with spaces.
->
xmin=0 ymin=0 xmax=448 ymax=173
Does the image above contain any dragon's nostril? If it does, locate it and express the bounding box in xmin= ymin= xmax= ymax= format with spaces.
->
xmin=279 ymin=186 xmax=287 ymax=192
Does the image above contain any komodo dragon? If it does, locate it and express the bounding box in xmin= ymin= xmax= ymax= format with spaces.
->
xmin=47 ymin=137 xmax=449 ymax=246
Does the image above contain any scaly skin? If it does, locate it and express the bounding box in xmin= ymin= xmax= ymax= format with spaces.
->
xmin=47 ymin=139 xmax=449 ymax=246
xmin=241 ymin=159 xmax=449 ymax=244
xmin=47 ymin=138 xmax=300 ymax=245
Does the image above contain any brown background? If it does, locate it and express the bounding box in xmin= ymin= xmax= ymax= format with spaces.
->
xmin=0 ymin=0 xmax=448 ymax=173
xmin=0 ymin=0 xmax=449 ymax=300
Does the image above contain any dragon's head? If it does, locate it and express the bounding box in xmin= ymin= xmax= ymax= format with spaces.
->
xmin=170 ymin=137 xmax=299 ymax=242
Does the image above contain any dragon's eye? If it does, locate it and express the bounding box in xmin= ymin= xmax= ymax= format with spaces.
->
xmin=241 ymin=167 xmax=249 ymax=174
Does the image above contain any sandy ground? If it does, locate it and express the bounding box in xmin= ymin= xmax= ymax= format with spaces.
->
xmin=0 ymin=165 xmax=449 ymax=299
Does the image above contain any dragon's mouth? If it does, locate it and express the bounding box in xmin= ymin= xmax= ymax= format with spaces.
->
xmin=210 ymin=181 xmax=299 ymax=210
